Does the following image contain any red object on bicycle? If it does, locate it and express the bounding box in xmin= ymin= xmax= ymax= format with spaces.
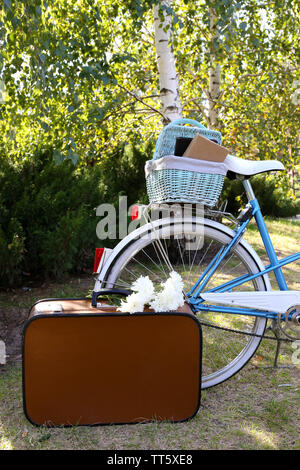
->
xmin=132 ymin=205 xmax=139 ymax=220
xmin=93 ymin=248 xmax=104 ymax=273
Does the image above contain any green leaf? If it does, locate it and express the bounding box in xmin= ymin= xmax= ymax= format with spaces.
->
xmin=67 ymin=149 xmax=78 ymax=165
xmin=100 ymin=74 xmax=111 ymax=85
xmin=53 ymin=150 xmax=65 ymax=165
xmin=35 ymin=6 xmax=42 ymax=17
xmin=41 ymin=121 xmax=49 ymax=131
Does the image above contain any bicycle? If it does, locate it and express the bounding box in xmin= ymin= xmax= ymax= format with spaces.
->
xmin=92 ymin=142 xmax=300 ymax=390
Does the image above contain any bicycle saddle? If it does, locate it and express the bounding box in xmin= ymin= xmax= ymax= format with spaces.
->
xmin=224 ymin=154 xmax=285 ymax=179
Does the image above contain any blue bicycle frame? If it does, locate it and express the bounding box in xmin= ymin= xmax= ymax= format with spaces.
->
xmin=187 ymin=179 xmax=300 ymax=321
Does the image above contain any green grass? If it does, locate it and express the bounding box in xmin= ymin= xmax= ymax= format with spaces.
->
xmin=244 ymin=217 xmax=300 ymax=291
xmin=0 ymin=217 xmax=299 ymax=450
xmin=1 ymin=358 xmax=299 ymax=450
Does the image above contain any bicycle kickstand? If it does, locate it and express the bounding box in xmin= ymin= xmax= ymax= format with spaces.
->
xmin=266 ymin=321 xmax=291 ymax=368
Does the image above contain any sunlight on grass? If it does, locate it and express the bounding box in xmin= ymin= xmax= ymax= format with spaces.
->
xmin=0 ymin=425 xmax=14 ymax=450
xmin=243 ymin=218 xmax=300 ymax=291
xmin=244 ymin=219 xmax=300 ymax=257
xmin=243 ymin=423 xmax=277 ymax=449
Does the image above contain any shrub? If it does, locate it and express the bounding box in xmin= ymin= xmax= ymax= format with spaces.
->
xmin=221 ymin=174 xmax=299 ymax=218
xmin=1 ymin=141 xmax=297 ymax=288
xmin=0 ymin=143 xmax=152 ymax=287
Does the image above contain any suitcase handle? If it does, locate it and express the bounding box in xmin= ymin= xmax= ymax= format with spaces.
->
xmin=91 ymin=288 xmax=132 ymax=308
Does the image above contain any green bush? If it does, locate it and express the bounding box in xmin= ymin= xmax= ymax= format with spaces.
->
xmin=0 ymin=143 xmax=151 ymax=287
xmin=1 ymin=141 xmax=297 ymax=288
xmin=221 ymin=174 xmax=299 ymax=217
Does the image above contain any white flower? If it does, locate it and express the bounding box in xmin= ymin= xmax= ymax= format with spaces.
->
xmin=162 ymin=271 xmax=184 ymax=295
xmin=131 ymin=275 xmax=155 ymax=305
xmin=150 ymin=289 xmax=184 ymax=312
xmin=169 ymin=271 xmax=184 ymax=291
xmin=150 ymin=271 xmax=184 ymax=312
xmin=118 ymin=293 xmax=145 ymax=314
xmin=117 ymin=271 xmax=184 ymax=314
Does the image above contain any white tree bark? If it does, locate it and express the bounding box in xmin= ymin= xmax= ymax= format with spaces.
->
xmin=208 ymin=7 xmax=221 ymax=129
xmin=153 ymin=0 xmax=182 ymax=123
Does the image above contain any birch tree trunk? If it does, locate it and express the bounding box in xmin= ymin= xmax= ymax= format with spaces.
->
xmin=153 ymin=0 xmax=182 ymax=123
xmin=208 ymin=7 xmax=221 ymax=129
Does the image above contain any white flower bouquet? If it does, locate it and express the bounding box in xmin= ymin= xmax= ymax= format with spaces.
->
xmin=118 ymin=271 xmax=185 ymax=314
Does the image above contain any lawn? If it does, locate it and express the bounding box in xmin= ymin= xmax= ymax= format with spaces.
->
xmin=0 ymin=217 xmax=299 ymax=450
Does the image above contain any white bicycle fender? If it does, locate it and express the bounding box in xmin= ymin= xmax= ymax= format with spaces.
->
xmin=94 ymin=217 xmax=272 ymax=292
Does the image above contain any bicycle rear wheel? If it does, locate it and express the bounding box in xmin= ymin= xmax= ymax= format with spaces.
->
xmin=103 ymin=217 xmax=269 ymax=388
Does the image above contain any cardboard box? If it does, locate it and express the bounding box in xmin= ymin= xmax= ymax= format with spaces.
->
xmin=183 ymin=133 xmax=230 ymax=162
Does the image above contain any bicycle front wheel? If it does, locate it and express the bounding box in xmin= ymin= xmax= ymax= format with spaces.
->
xmin=103 ymin=217 xmax=269 ymax=388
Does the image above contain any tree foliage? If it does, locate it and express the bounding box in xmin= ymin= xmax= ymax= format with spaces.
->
xmin=0 ymin=0 xmax=299 ymax=177
xmin=0 ymin=0 xmax=160 ymax=163
xmin=0 ymin=1 xmax=299 ymax=289
xmin=172 ymin=0 xmax=300 ymax=173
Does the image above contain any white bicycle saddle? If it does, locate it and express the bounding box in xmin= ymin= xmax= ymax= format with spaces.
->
xmin=225 ymin=154 xmax=285 ymax=178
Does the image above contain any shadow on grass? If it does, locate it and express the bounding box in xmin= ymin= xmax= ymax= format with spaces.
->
xmin=1 ymin=356 xmax=300 ymax=450
xmin=0 ymin=243 xmax=300 ymax=450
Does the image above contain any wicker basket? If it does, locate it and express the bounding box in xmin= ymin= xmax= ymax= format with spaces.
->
xmin=146 ymin=119 xmax=225 ymax=207
xmin=146 ymin=169 xmax=225 ymax=206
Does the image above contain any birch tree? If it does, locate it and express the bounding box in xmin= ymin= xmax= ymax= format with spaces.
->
xmin=208 ymin=6 xmax=221 ymax=129
xmin=153 ymin=0 xmax=182 ymax=123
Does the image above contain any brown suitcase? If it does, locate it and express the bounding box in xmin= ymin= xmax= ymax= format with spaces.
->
xmin=23 ymin=291 xmax=202 ymax=427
